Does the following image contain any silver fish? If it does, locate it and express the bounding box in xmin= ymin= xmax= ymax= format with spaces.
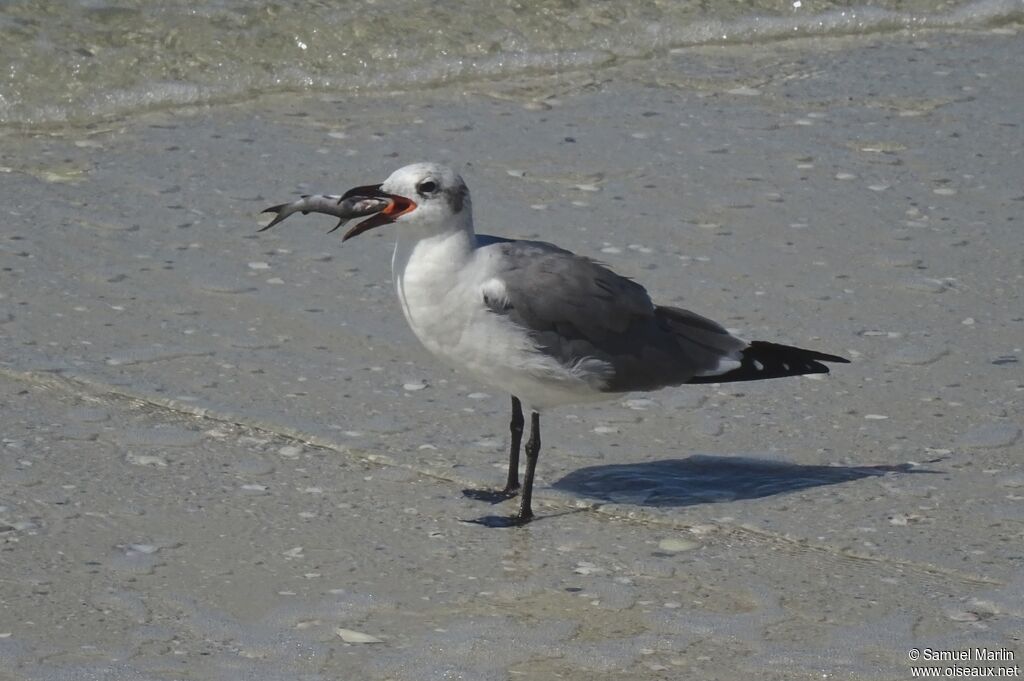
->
xmin=259 ymin=194 xmax=390 ymax=234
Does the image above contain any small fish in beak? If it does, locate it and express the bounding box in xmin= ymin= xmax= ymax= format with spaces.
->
xmin=259 ymin=193 xmax=390 ymax=234
xmin=260 ymin=184 xmax=416 ymax=240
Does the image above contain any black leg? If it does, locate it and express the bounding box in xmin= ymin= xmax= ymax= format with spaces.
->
xmin=461 ymin=395 xmax=523 ymax=504
xmin=465 ymin=410 xmax=541 ymax=528
xmin=514 ymin=411 xmax=541 ymax=524
xmin=504 ymin=396 xmax=524 ymax=493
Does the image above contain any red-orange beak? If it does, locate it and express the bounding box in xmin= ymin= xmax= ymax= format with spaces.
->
xmin=340 ymin=184 xmax=417 ymax=241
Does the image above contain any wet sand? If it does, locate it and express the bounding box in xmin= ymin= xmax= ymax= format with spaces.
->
xmin=1 ymin=29 xmax=1022 ymax=680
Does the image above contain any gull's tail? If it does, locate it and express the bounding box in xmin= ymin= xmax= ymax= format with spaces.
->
xmin=687 ymin=340 xmax=850 ymax=384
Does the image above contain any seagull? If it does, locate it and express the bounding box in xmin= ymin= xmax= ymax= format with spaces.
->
xmin=261 ymin=162 xmax=849 ymax=526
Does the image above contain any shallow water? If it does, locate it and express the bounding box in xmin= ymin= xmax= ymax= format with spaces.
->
xmin=1 ymin=0 xmax=1021 ymax=126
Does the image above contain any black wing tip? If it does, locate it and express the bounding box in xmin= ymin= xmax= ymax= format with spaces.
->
xmin=689 ymin=340 xmax=849 ymax=384
xmin=749 ymin=340 xmax=850 ymax=364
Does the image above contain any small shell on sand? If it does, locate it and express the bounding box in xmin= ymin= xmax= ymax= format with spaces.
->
xmin=658 ymin=538 xmax=699 ymax=552
xmin=336 ymin=628 xmax=384 ymax=644
xmin=125 ymin=453 xmax=168 ymax=467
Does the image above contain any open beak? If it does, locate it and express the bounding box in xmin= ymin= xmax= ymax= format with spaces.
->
xmin=339 ymin=184 xmax=417 ymax=241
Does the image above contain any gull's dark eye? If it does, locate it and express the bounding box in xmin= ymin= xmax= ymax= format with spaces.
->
xmin=417 ymin=180 xmax=438 ymax=195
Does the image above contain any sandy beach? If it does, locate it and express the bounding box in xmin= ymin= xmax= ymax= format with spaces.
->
xmin=1 ymin=28 xmax=1022 ymax=680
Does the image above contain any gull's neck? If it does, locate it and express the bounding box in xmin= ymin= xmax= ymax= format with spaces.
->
xmin=392 ymin=214 xmax=478 ymax=296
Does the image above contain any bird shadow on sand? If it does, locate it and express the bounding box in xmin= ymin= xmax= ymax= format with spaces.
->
xmin=551 ymin=454 xmax=941 ymax=507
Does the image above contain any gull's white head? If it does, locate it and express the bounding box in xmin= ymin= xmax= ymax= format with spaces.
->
xmin=339 ymin=162 xmax=472 ymax=241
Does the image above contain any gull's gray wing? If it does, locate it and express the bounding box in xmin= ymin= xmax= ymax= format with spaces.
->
xmin=479 ymin=239 xmax=748 ymax=393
